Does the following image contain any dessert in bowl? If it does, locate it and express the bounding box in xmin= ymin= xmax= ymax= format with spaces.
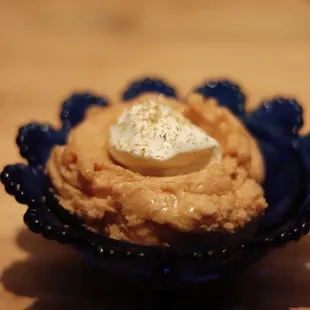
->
xmin=1 ymin=77 xmax=310 ymax=284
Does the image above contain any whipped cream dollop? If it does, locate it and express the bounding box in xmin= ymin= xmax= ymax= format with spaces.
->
xmin=108 ymin=99 xmax=221 ymax=176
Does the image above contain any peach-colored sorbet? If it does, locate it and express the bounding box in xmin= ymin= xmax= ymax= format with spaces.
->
xmin=47 ymin=94 xmax=267 ymax=246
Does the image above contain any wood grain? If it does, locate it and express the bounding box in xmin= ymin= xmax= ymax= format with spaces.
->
xmin=1 ymin=0 xmax=310 ymax=309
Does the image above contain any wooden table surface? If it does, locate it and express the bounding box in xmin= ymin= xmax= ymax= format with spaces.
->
xmin=1 ymin=0 xmax=310 ymax=309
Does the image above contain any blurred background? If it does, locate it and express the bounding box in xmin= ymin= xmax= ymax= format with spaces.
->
xmin=1 ymin=0 xmax=310 ymax=309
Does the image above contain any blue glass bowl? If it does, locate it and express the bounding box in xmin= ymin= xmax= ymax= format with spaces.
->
xmin=2 ymin=77 xmax=310 ymax=287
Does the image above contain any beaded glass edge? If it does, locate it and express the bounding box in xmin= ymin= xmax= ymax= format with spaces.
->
xmin=1 ymin=76 xmax=310 ymax=262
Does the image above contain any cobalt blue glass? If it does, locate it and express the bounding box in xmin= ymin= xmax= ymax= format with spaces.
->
xmin=1 ymin=77 xmax=310 ymax=287
xmin=122 ymin=77 xmax=178 ymax=101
